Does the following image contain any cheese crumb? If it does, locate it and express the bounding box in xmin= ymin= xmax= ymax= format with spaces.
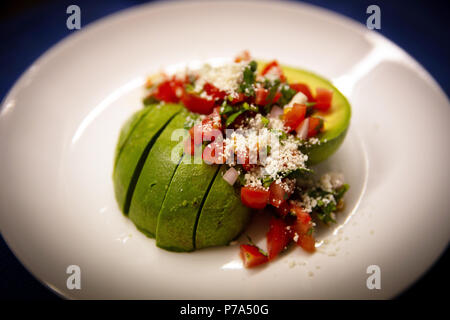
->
xmin=194 ymin=62 xmax=246 ymax=93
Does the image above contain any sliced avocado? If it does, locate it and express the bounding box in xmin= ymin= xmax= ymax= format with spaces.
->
xmin=259 ymin=62 xmax=351 ymax=165
xmin=156 ymin=158 xmax=220 ymax=252
xmin=195 ymin=166 xmax=252 ymax=249
xmin=113 ymin=103 xmax=182 ymax=213
xmin=114 ymin=106 xmax=153 ymax=168
xmin=128 ymin=110 xmax=189 ymax=237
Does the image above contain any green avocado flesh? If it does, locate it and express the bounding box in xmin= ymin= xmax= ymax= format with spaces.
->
xmin=113 ymin=103 xmax=182 ymax=213
xmin=195 ymin=166 xmax=251 ymax=249
xmin=114 ymin=107 xmax=153 ymax=169
xmin=261 ymin=62 xmax=351 ymax=165
xmin=155 ymin=157 xmax=220 ymax=252
xmin=128 ymin=110 xmax=188 ymax=237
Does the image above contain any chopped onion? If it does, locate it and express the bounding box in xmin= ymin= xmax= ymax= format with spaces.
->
xmin=269 ymin=106 xmax=283 ymax=118
xmin=287 ymin=92 xmax=307 ymax=109
xmin=223 ymin=167 xmax=239 ymax=185
xmin=296 ymin=118 xmax=309 ymax=140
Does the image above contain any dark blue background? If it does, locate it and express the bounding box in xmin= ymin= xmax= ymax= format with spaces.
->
xmin=0 ymin=0 xmax=448 ymax=300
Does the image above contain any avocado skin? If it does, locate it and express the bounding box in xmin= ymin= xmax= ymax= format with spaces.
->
xmin=195 ymin=166 xmax=252 ymax=249
xmin=114 ymin=107 xmax=153 ymax=169
xmin=128 ymin=110 xmax=188 ymax=237
xmin=306 ymin=128 xmax=348 ymax=165
xmin=113 ymin=103 xmax=182 ymax=213
xmin=156 ymin=157 xmax=220 ymax=252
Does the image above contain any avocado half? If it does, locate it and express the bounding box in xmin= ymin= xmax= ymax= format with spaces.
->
xmin=279 ymin=64 xmax=351 ymax=165
xmin=113 ymin=64 xmax=350 ymax=252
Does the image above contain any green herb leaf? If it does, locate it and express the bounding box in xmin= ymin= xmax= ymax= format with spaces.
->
xmin=220 ymin=104 xmax=234 ymax=115
xmin=263 ymin=79 xmax=281 ymax=113
xmin=277 ymin=84 xmax=297 ymax=107
xmin=239 ymin=61 xmax=257 ymax=97
xmin=262 ymin=176 xmax=274 ymax=188
xmin=226 ymin=109 xmax=246 ymax=127
xmin=261 ymin=116 xmax=269 ymax=127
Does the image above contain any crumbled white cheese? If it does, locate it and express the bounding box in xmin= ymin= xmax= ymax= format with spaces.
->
xmin=247 ymin=114 xmax=265 ymax=130
xmin=199 ymin=90 xmax=214 ymax=101
xmin=308 ymin=137 xmax=320 ymax=145
xmin=223 ymin=124 xmax=308 ymax=188
xmin=267 ymin=115 xmax=285 ymax=131
xmin=263 ymin=68 xmax=282 ymax=82
xmin=318 ymin=173 xmax=344 ymax=192
xmin=194 ymin=62 xmax=246 ymax=93
xmin=299 ymin=194 xmax=317 ymax=213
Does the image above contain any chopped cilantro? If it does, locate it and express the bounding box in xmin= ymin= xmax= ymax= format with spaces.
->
xmin=277 ymin=84 xmax=297 ymax=107
xmin=306 ymin=183 xmax=350 ymax=225
xmin=264 ymin=79 xmax=281 ymax=113
xmin=262 ymin=176 xmax=274 ymax=188
xmin=239 ymin=61 xmax=257 ymax=97
xmin=184 ymin=83 xmax=195 ymax=93
xmin=225 ymin=109 xmax=246 ymax=127
xmin=220 ymin=103 xmax=234 ymax=115
xmin=260 ymin=116 xmax=269 ymax=127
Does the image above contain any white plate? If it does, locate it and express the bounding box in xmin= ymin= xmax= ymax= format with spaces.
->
xmin=0 ymin=0 xmax=449 ymax=299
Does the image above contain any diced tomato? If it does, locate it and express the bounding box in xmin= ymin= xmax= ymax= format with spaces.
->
xmin=181 ymin=92 xmax=215 ymax=114
xmin=187 ymin=110 xmax=223 ymax=145
xmin=188 ymin=125 xmax=197 ymax=142
xmin=209 ymin=108 xmax=223 ymax=128
xmin=273 ymin=91 xmax=282 ymax=103
xmin=240 ymin=244 xmax=269 ymax=268
xmin=202 ymin=118 xmax=223 ymax=143
xmin=298 ymin=234 xmax=315 ymax=253
xmin=254 ymin=88 xmax=281 ymax=106
xmin=188 ymin=123 xmax=203 ymax=145
xmin=241 ymin=186 xmax=270 ymax=209
xmin=236 ymin=148 xmax=256 ymax=171
xmin=202 ymin=141 xmax=225 ymax=165
xmin=314 ymin=87 xmax=333 ymax=112
xmin=267 ymin=217 xmax=292 ymax=260
xmin=255 ymin=88 xmax=268 ymax=105
xmin=291 ymin=205 xmax=312 ymax=233
xmin=290 ymin=83 xmax=314 ymax=102
xmin=307 ymin=117 xmax=323 ymax=138
xmin=230 ymin=93 xmax=246 ymax=105
xmin=276 ymin=201 xmax=290 ymax=217
xmin=290 ymin=205 xmax=316 ymax=253
xmin=283 ymin=103 xmax=306 ymax=132
xmin=203 ymin=83 xmax=227 ymax=102
xmin=269 ymin=181 xmax=293 ymax=208
xmin=153 ymin=79 xmax=182 ymax=103
xmin=261 ymin=60 xmax=286 ymax=82
xmin=234 ymin=50 xmax=251 ymax=63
